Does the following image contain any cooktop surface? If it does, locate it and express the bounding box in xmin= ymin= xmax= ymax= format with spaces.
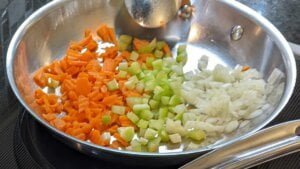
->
xmin=0 ymin=1 xmax=299 ymax=169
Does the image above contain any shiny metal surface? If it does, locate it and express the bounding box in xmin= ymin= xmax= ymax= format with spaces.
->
xmin=6 ymin=0 xmax=296 ymax=166
xmin=124 ymin=0 xmax=181 ymax=28
xmin=180 ymin=120 xmax=300 ymax=169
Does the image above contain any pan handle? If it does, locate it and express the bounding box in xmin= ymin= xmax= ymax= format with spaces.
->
xmin=180 ymin=120 xmax=300 ymax=169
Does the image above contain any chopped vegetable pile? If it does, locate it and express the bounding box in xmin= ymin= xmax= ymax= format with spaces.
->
xmin=33 ymin=24 xmax=270 ymax=152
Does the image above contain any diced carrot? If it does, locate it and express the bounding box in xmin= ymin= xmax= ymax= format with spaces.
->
xmin=102 ymin=58 xmax=116 ymax=72
xmin=113 ymin=133 xmax=129 ymax=147
xmin=97 ymin=24 xmax=117 ymax=45
xmin=242 ymin=66 xmax=250 ymax=71
xmin=163 ymin=43 xmax=171 ymax=56
xmin=133 ymin=38 xmax=149 ymax=51
xmin=76 ymin=77 xmax=91 ymax=96
xmin=33 ymin=68 xmax=47 ymax=87
xmin=53 ymin=118 xmax=66 ymax=131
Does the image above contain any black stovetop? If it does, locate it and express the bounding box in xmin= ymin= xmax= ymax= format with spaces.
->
xmin=0 ymin=1 xmax=300 ymax=169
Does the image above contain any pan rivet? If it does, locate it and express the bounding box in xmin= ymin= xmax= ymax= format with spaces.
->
xmin=231 ymin=25 xmax=244 ymax=41
xmin=178 ymin=4 xmax=194 ymax=19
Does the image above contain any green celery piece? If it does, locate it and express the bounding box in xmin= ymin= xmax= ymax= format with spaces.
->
xmin=156 ymin=41 xmax=166 ymax=50
xmin=154 ymin=49 xmax=164 ymax=58
xmin=177 ymin=45 xmax=187 ymax=54
xmin=135 ymin=82 xmax=144 ymax=93
xmin=137 ymin=119 xmax=149 ymax=129
xmin=174 ymin=112 xmax=184 ymax=121
xmin=119 ymin=62 xmax=128 ymax=71
xmin=176 ymin=52 xmax=187 ymax=65
xmin=149 ymin=119 xmax=164 ymax=130
xmin=149 ymin=99 xmax=159 ymax=110
xmin=117 ymin=70 xmax=127 ymax=78
xmin=102 ymin=115 xmax=111 ymax=125
xmin=133 ymin=104 xmax=150 ymax=113
xmin=119 ymin=35 xmax=133 ymax=44
xmin=152 ymin=59 xmax=163 ymax=70
xmin=139 ymin=128 xmax=147 ymax=136
xmin=169 ymin=133 xmax=182 ymax=143
xmin=126 ymin=97 xmax=142 ymax=108
xmin=138 ymin=137 xmax=149 ymax=145
xmin=118 ymin=127 xmax=135 ymax=142
xmin=161 ymin=96 xmax=170 ymax=105
xmin=168 ymin=112 xmax=175 ymax=119
xmin=156 ymin=71 xmax=168 ymax=80
xmin=124 ymin=80 xmax=135 ymax=90
xmin=128 ymin=62 xmax=141 ymax=75
xmin=111 ymin=105 xmax=126 ymax=115
xmin=118 ymin=42 xmax=128 ymax=51
xmin=152 ymin=93 xmax=162 ymax=101
xmin=146 ymin=57 xmax=155 ymax=68
xmin=144 ymin=128 xmax=158 ymax=140
xmin=130 ymin=51 xmax=139 ymax=61
xmin=147 ymin=137 xmax=161 ymax=152
xmin=188 ymin=130 xmax=206 ymax=141
xmin=140 ymin=110 xmax=154 ymax=120
xmin=137 ymin=72 xmax=145 ymax=79
xmin=127 ymin=112 xmax=140 ymax=123
xmin=138 ymin=38 xmax=156 ymax=53
xmin=107 ymin=79 xmax=119 ymax=91
xmin=131 ymin=139 xmax=142 ymax=152
xmin=144 ymin=81 xmax=156 ymax=92
xmin=169 ymin=95 xmax=182 ymax=106
xmin=153 ymin=86 xmax=164 ymax=95
xmin=159 ymin=130 xmax=170 ymax=142
xmin=142 ymin=97 xmax=149 ymax=104
xmin=173 ymin=104 xmax=187 ymax=114
xmin=158 ymin=107 xmax=168 ymax=119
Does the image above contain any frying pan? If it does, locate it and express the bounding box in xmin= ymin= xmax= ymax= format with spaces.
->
xmin=6 ymin=0 xmax=297 ymax=167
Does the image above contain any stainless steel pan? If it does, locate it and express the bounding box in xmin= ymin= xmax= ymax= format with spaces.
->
xmin=6 ymin=0 xmax=297 ymax=167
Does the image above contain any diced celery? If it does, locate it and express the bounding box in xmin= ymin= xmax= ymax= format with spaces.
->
xmin=138 ymin=38 xmax=156 ymax=53
xmin=127 ymin=112 xmax=139 ymax=123
xmin=117 ymin=70 xmax=127 ymax=78
xmin=128 ymin=62 xmax=141 ymax=75
xmin=152 ymin=59 xmax=163 ymax=70
xmin=135 ymin=82 xmax=144 ymax=93
xmin=154 ymin=50 xmax=164 ymax=58
xmin=165 ymin=119 xmax=186 ymax=136
xmin=174 ymin=112 xmax=184 ymax=121
xmin=143 ymin=94 xmax=151 ymax=98
xmin=182 ymin=113 xmax=197 ymax=125
xmin=177 ymin=45 xmax=187 ymax=53
xmin=106 ymin=79 xmax=119 ymax=91
xmin=159 ymin=130 xmax=169 ymax=142
xmin=161 ymin=96 xmax=170 ymax=105
xmin=149 ymin=99 xmax=159 ymax=109
xmin=119 ymin=35 xmax=133 ymax=44
xmin=47 ymin=78 xmax=60 ymax=88
xmin=171 ymin=65 xmax=184 ymax=75
xmin=118 ymin=42 xmax=128 ymax=51
xmin=128 ymin=75 xmax=139 ymax=83
xmin=130 ymin=51 xmax=139 ymax=61
xmin=119 ymin=62 xmax=128 ymax=71
xmin=156 ymin=71 xmax=168 ymax=80
xmin=167 ymin=112 xmax=175 ymax=119
xmin=118 ymin=127 xmax=135 ymax=142
xmin=144 ymin=128 xmax=158 ymax=140
xmin=147 ymin=137 xmax=161 ymax=152
xmin=142 ymin=97 xmax=149 ymax=104
xmin=149 ymin=119 xmax=164 ymax=130
xmin=158 ymin=108 xmax=168 ymax=119
xmin=153 ymin=86 xmax=164 ymax=95
xmin=169 ymin=95 xmax=182 ymax=106
xmin=144 ymin=81 xmax=156 ymax=92
xmin=187 ymin=130 xmax=206 ymax=141
xmin=138 ymin=137 xmax=149 ymax=145
xmin=137 ymin=119 xmax=149 ymax=129
xmin=102 ymin=115 xmax=111 ymax=125
xmin=146 ymin=57 xmax=155 ymax=68
xmin=152 ymin=93 xmax=162 ymax=101
xmin=140 ymin=110 xmax=154 ymax=120
xmin=139 ymin=128 xmax=147 ymax=136
xmin=169 ymin=133 xmax=182 ymax=143
xmin=131 ymin=139 xmax=142 ymax=152
xmin=111 ymin=105 xmax=126 ymax=115
xmin=141 ymin=63 xmax=148 ymax=70
xmin=156 ymin=41 xmax=166 ymax=50
xmin=133 ymin=104 xmax=150 ymax=113
xmin=173 ymin=104 xmax=187 ymax=114
xmin=176 ymin=52 xmax=187 ymax=65
xmin=137 ymin=72 xmax=145 ymax=79
xmin=124 ymin=80 xmax=135 ymax=90
xmin=126 ymin=97 xmax=142 ymax=108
